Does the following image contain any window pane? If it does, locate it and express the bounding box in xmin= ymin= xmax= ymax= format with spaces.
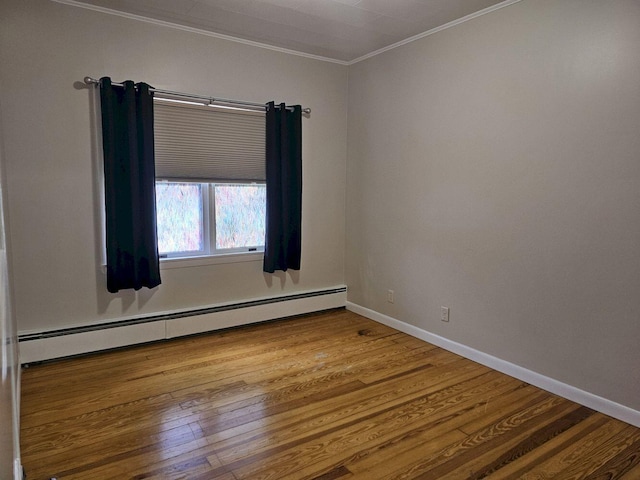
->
xmin=215 ymin=184 xmax=266 ymax=249
xmin=155 ymin=183 xmax=203 ymax=254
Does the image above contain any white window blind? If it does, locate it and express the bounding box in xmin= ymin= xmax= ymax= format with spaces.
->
xmin=154 ymin=100 xmax=266 ymax=182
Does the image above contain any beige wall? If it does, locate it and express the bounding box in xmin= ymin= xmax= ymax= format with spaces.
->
xmin=0 ymin=0 xmax=347 ymax=333
xmin=346 ymin=0 xmax=640 ymax=410
xmin=2 ymin=0 xmax=639 ymax=414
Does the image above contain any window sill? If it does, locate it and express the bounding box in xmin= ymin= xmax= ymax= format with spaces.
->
xmin=159 ymin=251 xmax=263 ymax=270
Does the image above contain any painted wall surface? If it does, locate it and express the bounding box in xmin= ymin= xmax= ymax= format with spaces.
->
xmin=346 ymin=0 xmax=640 ymax=410
xmin=0 ymin=103 xmax=22 ymax=480
xmin=0 ymin=0 xmax=347 ymax=333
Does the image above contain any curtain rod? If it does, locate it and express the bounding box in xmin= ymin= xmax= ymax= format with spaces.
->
xmin=83 ymin=77 xmax=311 ymax=115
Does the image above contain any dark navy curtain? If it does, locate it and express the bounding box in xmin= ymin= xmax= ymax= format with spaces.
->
xmin=263 ymin=102 xmax=302 ymax=273
xmin=99 ymin=77 xmax=161 ymax=293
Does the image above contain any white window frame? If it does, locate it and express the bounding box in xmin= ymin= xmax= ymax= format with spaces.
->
xmin=157 ymin=180 xmax=265 ymax=268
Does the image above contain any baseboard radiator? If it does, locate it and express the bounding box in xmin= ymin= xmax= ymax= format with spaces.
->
xmin=19 ymin=286 xmax=347 ymax=364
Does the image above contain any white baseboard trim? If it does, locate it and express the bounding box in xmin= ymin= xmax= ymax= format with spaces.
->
xmin=347 ymin=301 xmax=640 ymax=429
xmin=18 ymin=287 xmax=346 ymax=364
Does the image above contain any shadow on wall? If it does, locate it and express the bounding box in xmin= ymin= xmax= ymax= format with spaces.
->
xmin=263 ymin=269 xmax=300 ymax=289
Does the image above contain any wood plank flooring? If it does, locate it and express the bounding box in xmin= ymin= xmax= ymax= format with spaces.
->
xmin=20 ymin=308 xmax=640 ymax=479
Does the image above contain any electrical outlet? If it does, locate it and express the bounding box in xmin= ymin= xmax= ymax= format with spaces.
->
xmin=387 ymin=290 xmax=395 ymax=303
xmin=441 ymin=306 xmax=450 ymax=322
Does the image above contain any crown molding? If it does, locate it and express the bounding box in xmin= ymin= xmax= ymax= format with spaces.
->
xmin=51 ymin=0 xmax=350 ymax=65
xmin=52 ymin=0 xmax=522 ymax=66
xmin=347 ymin=0 xmax=523 ymax=65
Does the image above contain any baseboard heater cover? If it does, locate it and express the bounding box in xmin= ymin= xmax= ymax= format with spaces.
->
xmin=19 ymin=286 xmax=346 ymax=363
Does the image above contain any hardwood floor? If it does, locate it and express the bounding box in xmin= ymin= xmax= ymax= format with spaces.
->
xmin=20 ymin=309 xmax=640 ymax=479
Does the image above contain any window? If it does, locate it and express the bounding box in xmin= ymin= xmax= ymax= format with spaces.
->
xmin=214 ymin=183 xmax=266 ymax=250
xmin=153 ymin=99 xmax=266 ymax=260
xmin=155 ymin=182 xmax=204 ymax=256
xmin=156 ymin=181 xmax=265 ymax=258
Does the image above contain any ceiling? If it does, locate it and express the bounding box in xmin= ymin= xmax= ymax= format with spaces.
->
xmin=67 ymin=0 xmax=514 ymax=63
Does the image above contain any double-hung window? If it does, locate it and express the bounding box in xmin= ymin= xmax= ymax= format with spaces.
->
xmin=154 ymin=99 xmax=266 ymax=260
